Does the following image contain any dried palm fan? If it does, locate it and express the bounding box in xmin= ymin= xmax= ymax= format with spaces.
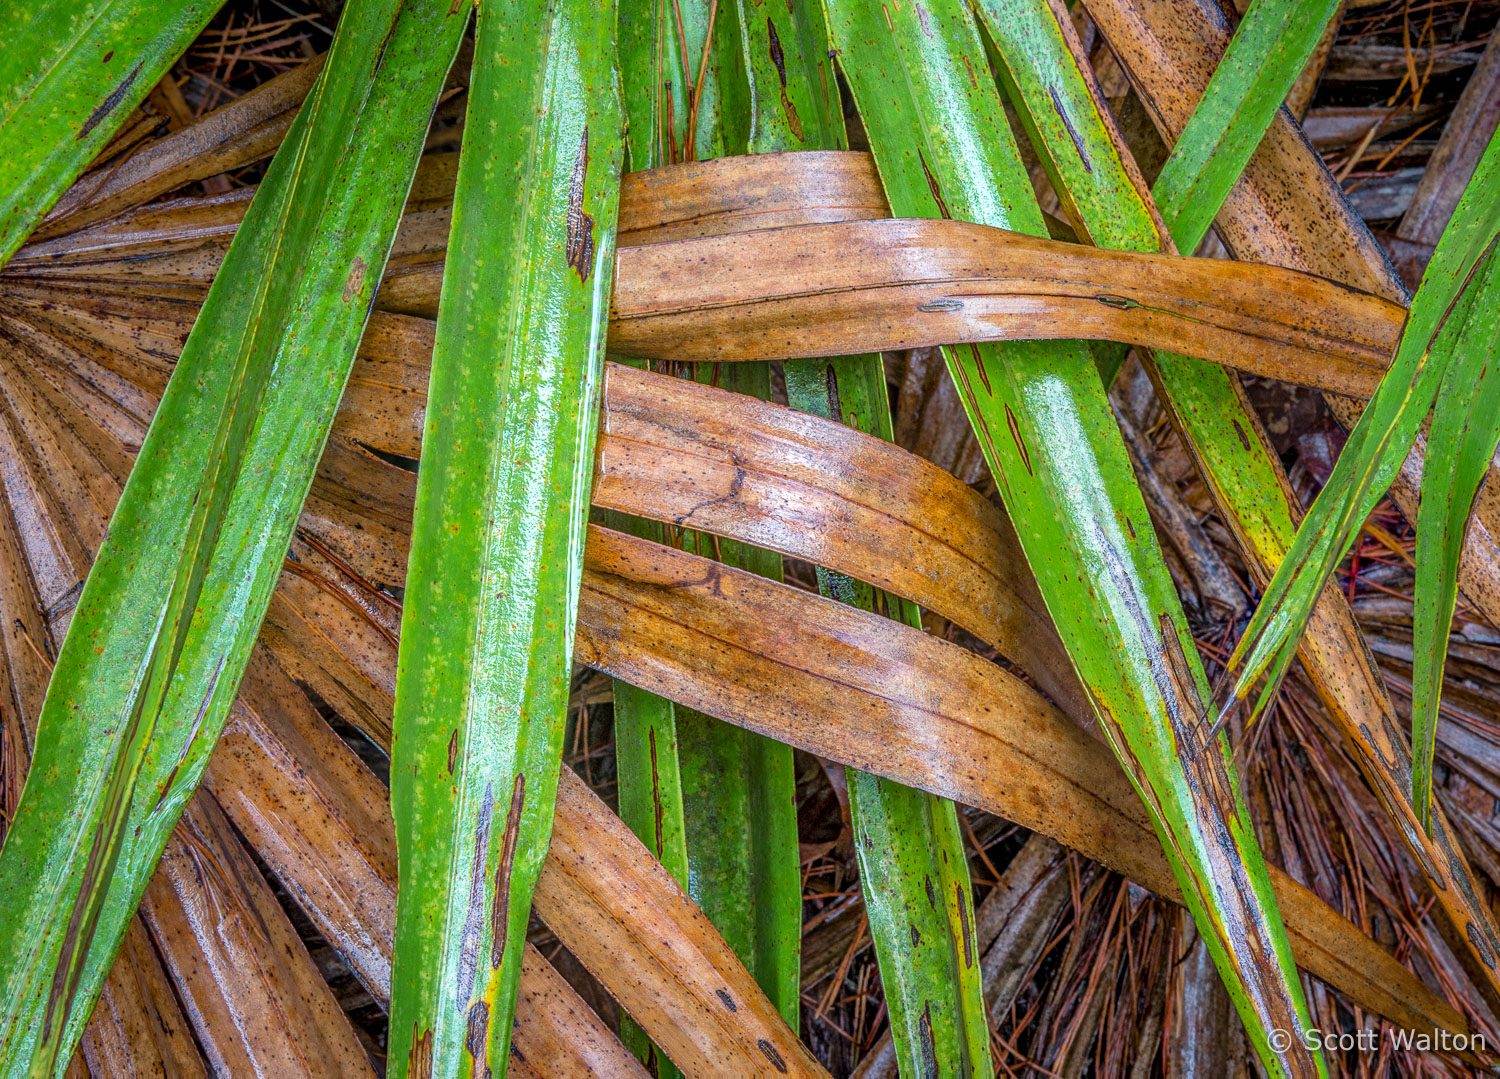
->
xmin=1 ymin=0 xmax=1499 ymax=1076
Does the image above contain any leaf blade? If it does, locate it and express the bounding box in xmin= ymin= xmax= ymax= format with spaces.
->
xmin=385 ymin=0 xmax=625 ymax=1074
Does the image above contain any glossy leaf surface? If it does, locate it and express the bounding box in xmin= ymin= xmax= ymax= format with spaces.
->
xmin=386 ymin=0 xmax=623 ymax=1074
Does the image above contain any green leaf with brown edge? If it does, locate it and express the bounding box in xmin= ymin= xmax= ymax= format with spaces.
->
xmin=0 ymin=0 xmax=470 ymax=1073
xmin=822 ymin=0 xmax=1323 ymax=1073
xmin=384 ymin=0 xmax=624 ymax=1075
xmin=0 ymin=0 xmax=225 ymax=271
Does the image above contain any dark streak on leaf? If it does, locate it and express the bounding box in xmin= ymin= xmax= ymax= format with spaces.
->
xmin=1004 ymin=403 xmax=1032 ymax=475
xmin=490 ymin=772 xmax=527 ymax=970
xmin=78 ymin=62 xmax=143 ymax=140
xmin=915 ymin=2 xmax=933 ymax=36
xmin=153 ymin=653 xmax=225 ymax=814
xmin=756 ymin=1039 xmax=789 ymax=1073
xmin=767 ymin=18 xmax=789 ymax=85
xmin=824 ymin=363 xmax=843 ymax=420
xmin=448 ymin=729 xmax=459 ymax=774
xmin=917 ymin=150 xmax=952 ymax=220
xmin=956 ymin=882 xmax=974 ymax=968
xmin=918 ymin=1002 xmax=939 ymax=1078
xmin=649 ymin=726 xmax=665 ymax=856
xmin=968 ymin=343 xmax=992 ymax=395
xmin=565 ymin=127 xmax=596 ymax=282
xmin=715 ymin=988 xmax=738 ymax=1011
xmin=766 ymin=20 xmax=805 ymax=141
xmin=1469 ymin=921 xmax=1498 ymax=970
xmin=1050 ymin=86 xmax=1093 ymax=175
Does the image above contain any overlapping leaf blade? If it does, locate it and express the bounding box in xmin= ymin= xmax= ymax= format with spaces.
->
xmin=822 ymin=0 xmax=1322 ymax=1072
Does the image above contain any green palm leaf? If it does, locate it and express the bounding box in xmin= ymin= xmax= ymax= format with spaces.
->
xmin=385 ymin=0 xmax=624 ymax=1075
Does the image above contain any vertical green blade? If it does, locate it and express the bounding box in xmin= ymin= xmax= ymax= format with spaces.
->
xmin=1151 ymin=0 xmax=1342 ymax=250
xmin=386 ymin=1 xmax=624 ymax=1076
xmin=823 ymin=0 xmax=1322 ymax=1073
xmin=0 ymin=1 xmax=469 ymax=1074
xmin=1409 ymin=243 xmax=1500 ymax=827
xmin=0 ymin=0 xmax=225 ymax=269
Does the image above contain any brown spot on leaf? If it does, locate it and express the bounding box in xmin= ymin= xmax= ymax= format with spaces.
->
xmin=565 ymin=127 xmax=596 ymax=282
xmin=343 ymin=257 xmax=367 ymax=303
xmin=491 ymin=773 xmax=527 ymax=969
xmin=465 ymin=999 xmax=492 ymax=1079
xmin=410 ymin=1024 xmax=435 ymax=1079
